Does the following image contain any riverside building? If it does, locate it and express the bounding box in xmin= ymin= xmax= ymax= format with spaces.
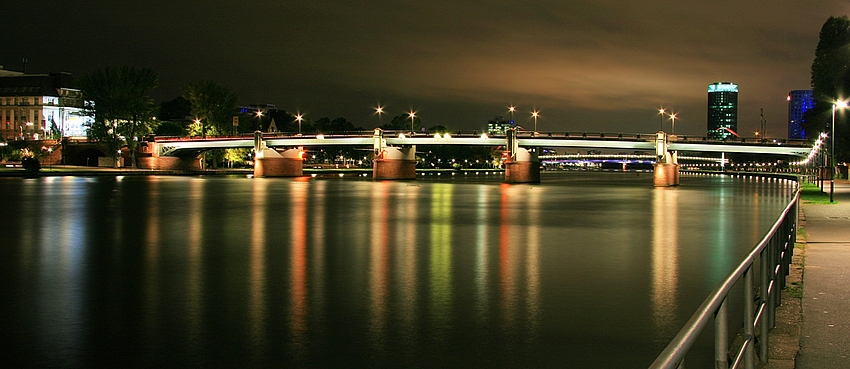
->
xmin=0 ymin=67 xmax=90 ymax=140
xmin=707 ymin=82 xmax=738 ymax=140
xmin=787 ymin=90 xmax=813 ymax=140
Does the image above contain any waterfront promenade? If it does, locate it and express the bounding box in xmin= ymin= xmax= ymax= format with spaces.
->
xmin=794 ymin=179 xmax=850 ymax=368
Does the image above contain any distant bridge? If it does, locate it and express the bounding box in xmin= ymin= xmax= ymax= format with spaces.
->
xmin=151 ymin=130 xmax=813 ymax=158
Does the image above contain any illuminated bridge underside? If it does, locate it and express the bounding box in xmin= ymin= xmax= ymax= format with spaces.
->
xmin=667 ymin=142 xmax=810 ymax=156
xmin=156 ymin=135 xmax=811 ymax=158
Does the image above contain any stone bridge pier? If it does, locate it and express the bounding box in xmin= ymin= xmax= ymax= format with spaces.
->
xmin=137 ymin=141 xmax=202 ymax=170
xmin=253 ymin=131 xmax=303 ymax=177
xmin=653 ymin=131 xmax=680 ymax=187
xmin=372 ymin=128 xmax=417 ymax=180
xmin=504 ymin=128 xmax=540 ymax=183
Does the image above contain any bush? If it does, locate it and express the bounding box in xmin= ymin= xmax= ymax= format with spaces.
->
xmin=21 ymin=156 xmax=40 ymax=176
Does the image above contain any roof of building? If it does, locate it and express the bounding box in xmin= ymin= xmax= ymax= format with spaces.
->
xmin=0 ymin=72 xmax=76 ymax=97
xmin=0 ymin=67 xmax=24 ymax=77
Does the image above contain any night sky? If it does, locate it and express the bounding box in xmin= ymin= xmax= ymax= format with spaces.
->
xmin=3 ymin=1 xmax=848 ymax=136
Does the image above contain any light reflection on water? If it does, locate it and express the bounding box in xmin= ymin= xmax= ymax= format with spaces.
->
xmin=0 ymin=172 xmax=796 ymax=368
xmin=249 ymin=177 xmax=267 ymax=355
xmin=651 ymin=187 xmax=679 ymax=337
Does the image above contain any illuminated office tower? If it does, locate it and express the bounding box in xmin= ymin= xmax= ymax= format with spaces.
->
xmin=787 ymin=90 xmax=813 ymax=140
xmin=707 ymin=82 xmax=738 ymax=140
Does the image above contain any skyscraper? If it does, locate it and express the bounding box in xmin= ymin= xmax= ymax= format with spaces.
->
xmin=787 ymin=90 xmax=813 ymax=140
xmin=707 ymin=82 xmax=738 ymax=140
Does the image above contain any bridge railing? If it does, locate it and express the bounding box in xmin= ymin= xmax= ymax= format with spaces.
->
xmin=669 ymin=135 xmax=810 ymax=147
xmin=149 ymin=131 xmax=812 ymax=148
xmin=649 ymin=180 xmax=799 ymax=369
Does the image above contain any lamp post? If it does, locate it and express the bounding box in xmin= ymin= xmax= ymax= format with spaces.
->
xmin=658 ymin=108 xmax=666 ymax=131
xmin=195 ymin=118 xmax=203 ymax=138
xmin=830 ymin=100 xmax=848 ymax=202
xmin=409 ymin=111 xmax=416 ymax=133
xmin=670 ymin=113 xmax=677 ymax=134
xmin=255 ymin=110 xmax=263 ymax=132
xmin=375 ymin=106 xmax=384 ymax=127
xmin=194 ymin=118 xmax=205 ymax=169
xmin=295 ymin=114 xmax=304 ymax=134
xmin=509 ymin=106 xmax=516 ymax=125
xmin=531 ymin=110 xmax=539 ymax=134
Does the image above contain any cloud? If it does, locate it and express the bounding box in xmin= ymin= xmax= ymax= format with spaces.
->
xmin=1 ymin=0 xmax=841 ymax=134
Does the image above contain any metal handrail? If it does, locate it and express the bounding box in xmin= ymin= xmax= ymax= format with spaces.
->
xmin=650 ymin=181 xmax=799 ymax=368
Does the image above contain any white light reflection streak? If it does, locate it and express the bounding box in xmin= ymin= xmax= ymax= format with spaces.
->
xmin=651 ymin=187 xmax=679 ymax=335
xmin=397 ymin=182 xmax=419 ymax=340
xmin=187 ymin=178 xmax=205 ymax=357
xmin=474 ymin=185 xmax=490 ymax=323
xmin=249 ymin=178 xmax=268 ymax=353
xmin=39 ymin=177 xmax=85 ymax=365
xmin=369 ymin=181 xmax=390 ymax=354
xmin=143 ymin=178 xmax=162 ymax=351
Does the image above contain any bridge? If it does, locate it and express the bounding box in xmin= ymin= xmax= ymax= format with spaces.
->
xmin=138 ymin=129 xmax=819 ymax=186
xmin=151 ymin=130 xmax=811 ymax=156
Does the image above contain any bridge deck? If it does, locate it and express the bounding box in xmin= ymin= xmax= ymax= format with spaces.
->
xmin=152 ymin=132 xmax=814 ymax=158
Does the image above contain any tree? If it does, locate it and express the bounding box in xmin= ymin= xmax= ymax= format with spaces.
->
xmin=383 ymin=114 xmax=422 ymax=132
xmin=154 ymin=121 xmax=188 ymax=136
xmin=78 ymin=66 xmax=159 ymax=167
xmin=313 ymin=117 xmax=363 ymax=133
xmin=181 ymin=81 xmax=239 ymax=138
xmin=807 ymin=16 xmax=850 ymax=161
xmin=159 ymin=97 xmax=192 ymax=121
xmin=426 ymin=125 xmax=449 ymax=134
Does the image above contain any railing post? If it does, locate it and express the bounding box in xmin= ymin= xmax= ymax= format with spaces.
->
xmin=715 ymin=297 xmax=729 ymax=369
xmin=744 ymin=265 xmax=755 ymax=369
xmin=776 ymin=232 xmax=784 ymax=307
xmin=759 ymin=246 xmax=770 ymax=363
xmin=769 ymin=236 xmax=777 ymax=329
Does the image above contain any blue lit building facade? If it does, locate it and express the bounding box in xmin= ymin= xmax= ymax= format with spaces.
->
xmin=787 ymin=90 xmax=813 ymax=140
xmin=707 ymin=82 xmax=738 ymax=140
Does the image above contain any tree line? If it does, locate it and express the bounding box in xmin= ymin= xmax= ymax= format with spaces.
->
xmin=75 ymin=66 xmax=469 ymax=168
xmin=806 ymin=15 xmax=850 ymax=164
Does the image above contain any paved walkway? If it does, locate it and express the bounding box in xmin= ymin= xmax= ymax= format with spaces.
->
xmin=797 ymin=179 xmax=850 ymax=368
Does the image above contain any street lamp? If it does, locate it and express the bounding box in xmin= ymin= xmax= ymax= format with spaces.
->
xmin=295 ymin=114 xmax=304 ymax=134
xmin=830 ymin=99 xmax=848 ymax=202
xmin=375 ymin=105 xmax=384 ymax=127
xmin=531 ymin=110 xmax=539 ymax=134
xmin=194 ymin=118 xmax=204 ymax=138
xmin=658 ymin=108 xmax=666 ymax=131
xmin=409 ymin=111 xmax=416 ymax=133
xmin=669 ymin=113 xmax=677 ymax=134
xmin=255 ymin=110 xmax=263 ymax=132
xmin=509 ymin=106 xmax=516 ymax=125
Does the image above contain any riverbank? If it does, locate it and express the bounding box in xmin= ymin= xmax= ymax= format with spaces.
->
xmin=0 ymin=164 xmax=252 ymax=177
xmin=0 ymin=164 xmax=508 ymax=178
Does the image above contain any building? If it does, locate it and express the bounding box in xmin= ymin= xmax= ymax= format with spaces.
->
xmin=787 ymin=90 xmax=813 ymax=140
xmin=707 ymin=82 xmax=738 ymax=140
xmin=0 ymin=67 xmax=90 ymax=140
xmin=487 ymin=116 xmax=513 ymax=135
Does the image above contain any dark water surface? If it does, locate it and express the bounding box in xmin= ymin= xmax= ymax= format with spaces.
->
xmin=0 ymin=172 xmax=796 ymax=368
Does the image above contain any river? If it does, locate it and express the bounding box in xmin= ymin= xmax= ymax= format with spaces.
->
xmin=0 ymin=172 xmax=796 ymax=368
